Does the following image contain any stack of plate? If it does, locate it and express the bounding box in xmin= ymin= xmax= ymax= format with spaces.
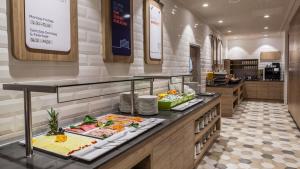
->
xmin=185 ymin=82 xmax=200 ymax=94
xmin=119 ymin=92 xmax=139 ymax=113
xmin=138 ymin=95 xmax=158 ymax=115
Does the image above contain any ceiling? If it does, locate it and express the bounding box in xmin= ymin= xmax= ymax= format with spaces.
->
xmin=175 ymin=0 xmax=297 ymax=37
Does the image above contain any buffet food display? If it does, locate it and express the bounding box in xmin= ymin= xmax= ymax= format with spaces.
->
xmin=24 ymin=110 xmax=165 ymax=161
xmin=65 ymin=114 xmax=144 ymax=139
xmin=158 ymin=89 xmax=196 ymax=110
xmin=31 ymin=133 xmax=97 ymax=157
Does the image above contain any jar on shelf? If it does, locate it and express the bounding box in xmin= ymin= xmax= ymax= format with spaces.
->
xmin=195 ymin=119 xmax=200 ymax=133
xmin=203 ymin=135 xmax=207 ymax=144
xmin=194 ymin=145 xmax=198 ymax=159
xmin=213 ymin=108 xmax=217 ymax=117
xmin=199 ymin=117 xmax=205 ymax=130
xmin=204 ymin=114 xmax=209 ymax=126
xmin=200 ymin=139 xmax=204 ymax=149
xmin=195 ymin=143 xmax=201 ymax=155
xmin=207 ymin=130 xmax=211 ymax=139
xmin=209 ymin=111 xmax=212 ymax=122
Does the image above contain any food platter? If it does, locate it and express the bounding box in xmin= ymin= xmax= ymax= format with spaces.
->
xmin=21 ymin=113 xmax=165 ymax=161
xmin=158 ymin=90 xmax=196 ymax=110
xmin=71 ymin=117 xmax=165 ymax=161
xmin=20 ymin=133 xmax=98 ymax=157
xmin=65 ymin=114 xmax=145 ymax=139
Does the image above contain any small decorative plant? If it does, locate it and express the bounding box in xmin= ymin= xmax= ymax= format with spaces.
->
xmin=47 ymin=108 xmax=64 ymax=136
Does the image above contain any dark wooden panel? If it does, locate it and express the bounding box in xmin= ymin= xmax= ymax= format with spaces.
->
xmin=288 ymin=6 xmax=300 ymax=128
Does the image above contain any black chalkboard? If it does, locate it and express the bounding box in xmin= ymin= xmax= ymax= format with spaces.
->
xmin=111 ymin=0 xmax=131 ymax=56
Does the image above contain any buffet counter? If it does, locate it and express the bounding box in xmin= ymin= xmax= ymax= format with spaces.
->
xmin=0 ymin=95 xmax=221 ymax=169
xmin=244 ymin=80 xmax=283 ymax=102
xmin=206 ymin=81 xmax=244 ymax=117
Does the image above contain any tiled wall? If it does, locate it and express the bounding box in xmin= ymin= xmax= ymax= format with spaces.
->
xmin=0 ymin=0 xmax=215 ymax=144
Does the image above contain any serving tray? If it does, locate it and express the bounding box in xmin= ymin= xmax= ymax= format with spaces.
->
xmin=20 ymin=133 xmax=98 ymax=158
xmin=171 ymin=98 xmax=204 ymax=111
xmin=158 ymin=94 xmax=195 ymax=110
xmin=71 ymin=118 xmax=165 ymax=161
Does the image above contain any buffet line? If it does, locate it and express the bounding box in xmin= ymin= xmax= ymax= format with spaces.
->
xmin=3 ymin=75 xmax=210 ymax=161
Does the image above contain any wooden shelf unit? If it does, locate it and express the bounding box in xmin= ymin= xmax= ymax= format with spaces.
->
xmin=194 ymin=116 xmax=221 ymax=143
xmin=193 ymin=104 xmax=221 ymax=167
xmin=207 ymin=82 xmax=244 ymax=117
xmin=194 ymin=131 xmax=220 ymax=166
xmin=224 ymin=59 xmax=259 ymax=78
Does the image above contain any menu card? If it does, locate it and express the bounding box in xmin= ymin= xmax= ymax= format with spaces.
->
xmin=25 ymin=0 xmax=71 ymax=52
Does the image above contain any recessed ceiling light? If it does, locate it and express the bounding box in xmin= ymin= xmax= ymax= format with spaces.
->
xmin=264 ymin=26 xmax=269 ymax=30
xmin=227 ymin=30 xmax=232 ymax=33
xmin=202 ymin=3 xmax=209 ymax=7
xmin=218 ymin=20 xmax=224 ymax=24
xmin=264 ymin=34 xmax=268 ymax=37
xmin=264 ymin=14 xmax=270 ymax=18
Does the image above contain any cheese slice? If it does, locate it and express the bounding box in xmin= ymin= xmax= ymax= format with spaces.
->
xmin=32 ymin=133 xmax=97 ymax=156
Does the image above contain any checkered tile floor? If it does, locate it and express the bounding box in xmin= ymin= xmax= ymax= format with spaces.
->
xmin=197 ymin=101 xmax=300 ymax=169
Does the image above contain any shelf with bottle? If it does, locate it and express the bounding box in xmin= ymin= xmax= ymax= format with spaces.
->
xmin=194 ymin=130 xmax=220 ymax=166
xmin=194 ymin=108 xmax=220 ymax=143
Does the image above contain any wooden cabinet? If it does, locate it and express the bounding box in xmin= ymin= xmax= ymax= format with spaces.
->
xmin=206 ymin=82 xmax=244 ymax=117
xmin=288 ymin=8 xmax=300 ymax=128
xmin=256 ymin=83 xmax=269 ymax=99
xmin=245 ymin=82 xmax=257 ymax=99
xmin=152 ymin=123 xmax=194 ymax=169
xmin=99 ymin=98 xmax=221 ymax=169
xmin=244 ymin=81 xmax=283 ymax=101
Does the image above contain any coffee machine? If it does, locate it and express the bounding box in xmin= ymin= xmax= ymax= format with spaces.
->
xmin=264 ymin=63 xmax=281 ymax=80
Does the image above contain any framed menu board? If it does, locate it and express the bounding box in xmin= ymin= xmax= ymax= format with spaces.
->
xmin=10 ymin=0 xmax=78 ymax=61
xmin=144 ymin=0 xmax=163 ymax=65
xmin=102 ymin=0 xmax=134 ymax=63
xmin=25 ymin=0 xmax=71 ymax=52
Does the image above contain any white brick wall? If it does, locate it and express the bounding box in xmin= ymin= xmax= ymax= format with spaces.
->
xmin=0 ymin=0 xmax=215 ymax=144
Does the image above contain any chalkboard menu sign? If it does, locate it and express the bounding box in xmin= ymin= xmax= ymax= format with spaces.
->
xmin=111 ymin=0 xmax=131 ymax=56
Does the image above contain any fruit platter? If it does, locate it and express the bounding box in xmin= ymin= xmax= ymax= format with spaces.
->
xmin=23 ymin=108 xmax=165 ymax=161
xmin=158 ymin=89 xmax=196 ymax=110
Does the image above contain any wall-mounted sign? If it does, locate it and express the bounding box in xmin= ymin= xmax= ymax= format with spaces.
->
xmin=144 ymin=0 xmax=163 ymax=65
xmin=10 ymin=0 xmax=78 ymax=61
xmin=149 ymin=4 xmax=162 ymax=60
xmin=25 ymin=0 xmax=71 ymax=52
xmin=111 ymin=0 xmax=131 ymax=56
xmin=102 ymin=0 xmax=134 ymax=63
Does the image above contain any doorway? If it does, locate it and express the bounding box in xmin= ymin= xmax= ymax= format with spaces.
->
xmin=189 ymin=44 xmax=201 ymax=83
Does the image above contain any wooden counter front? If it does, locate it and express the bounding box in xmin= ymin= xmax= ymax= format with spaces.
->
xmin=206 ymin=82 xmax=244 ymax=117
xmin=244 ymin=81 xmax=283 ymax=102
xmin=100 ymin=97 xmax=221 ymax=169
